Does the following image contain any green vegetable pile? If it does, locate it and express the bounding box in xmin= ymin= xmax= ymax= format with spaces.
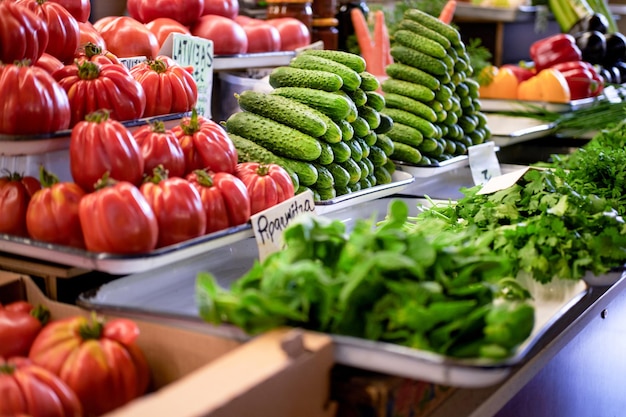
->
xmin=197 ymin=200 xmax=534 ymax=360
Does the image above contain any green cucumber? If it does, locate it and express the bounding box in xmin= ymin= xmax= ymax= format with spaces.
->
xmin=354 ymin=136 xmax=370 ymax=159
xmin=375 ymin=133 xmax=394 ymax=156
xmin=373 ymin=165 xmax=392 ymax=185
xmin=334 ymin=90 xmax=358 ymax=122
xmin=385 ymin=122 xmax=423 ymax=147
xmin=399 ymin=18 xmax=451 ymax=49
xmin=390 ymin=45 xmax=448 ymax=77
xmin=327 ymin=162 xmax=351 ymax=188
xmin=268 ymin=66 xmax=343 ymax=92
xmin=357 ymin=158 xmax=370 ymax=179
xmin=316 ymin=140 xmax=335 ymax=165
xmin=361 ymin=157 xmax=375 ymax=178
xmin=271 ymin=87 xmax=352 ymax=122
xmin=419 ymin=137 xmax=440 ymax=154
xmin=349 ymin=88 xmax=368 ymax=107
xmin=236 ymin=90 xmax=327 ymax=138
xmin=385 ymin=63 xmax=440 ymax=91
xmin=381 ymin=78 xmax=436 ymax=103
xmin=368 ymin=145 xmax=388 ymax=167
xmin=374 ymin=112 xmax=394 ymax=134
xmin=365 ymin=91 xmax=385 ymax=112
xmin=347 ymin=138 xmax=363 ymax=162
xmin=341 ymin=158 xmax=362 ymax=185
xmin=358 ymin=105 xmax=381 ymax=130
xmin=329 ymin=140 xmax=352 ymax=163
xmin=403 ymin=9 xmax=462 ymax=46
xmin=391 ymin=141 xmax=423 ymax=165
xmin=314 ymin=185 xmax=336 ymax=201
xmin=336 ymin=119 xmax=354 ymax=141
xmin=290 ymin=54 xmax=361 ymax=92
xmin=350 ymin=116 xmax=370 ymax=138
xmin=383 ymin=92 xmax=438 ymax=123
xmin=313 ymin=163 xmax=335 ymax=189
xmin=383 ymin=159 xmax=396 ymax=175
xmin=225 ymin=111 xmax=322 ymax=161
xmin=300 ymin=49 xmax=367 ymax=73
xmin=318 ymin=117 xmax=343 ymax=144
xmin=362 ymin=130 xmax=377 ymax=146
xmin=382 ymin=108 xmax=440 ymax=139
xmin=394 ymin=29 xmax=447 ymax=59
xmin=359 ymin=71 xmax=381 ymax=91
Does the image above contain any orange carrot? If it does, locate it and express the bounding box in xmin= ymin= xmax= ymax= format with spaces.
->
xmin=374 ymin=10 xmax=393 ymax=70
xmin=350 ymin=8 xmax=384 ymax=76
xmin=438 ymin=0 xmax=457 ymax=24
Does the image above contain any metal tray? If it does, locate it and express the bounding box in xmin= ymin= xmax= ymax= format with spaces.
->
xmin=479 ymin=97 xmax=596 ymax=113
xmin=315 ymin=171 xmax=415 ymax=215
xmin=394 ymin=155 xmax=469 ymax=178
xmin=486 ymin=114 xmax=556 ymax=147
xmin=213 ymin=51 xmax=295 ymax=71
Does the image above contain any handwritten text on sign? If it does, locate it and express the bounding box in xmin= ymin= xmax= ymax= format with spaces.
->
xmin=251 ymin=190 xmax=317 ymax=261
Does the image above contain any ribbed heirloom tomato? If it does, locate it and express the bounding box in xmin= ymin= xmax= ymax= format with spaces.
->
xmin=29 ymin=315 xmax=150 ymax=416
xmin=234 ymin=162 xmax=295 ymax=214
xmin=74 ymin=42 xmax=123 ymax=67
xmin=0 ymin=301 xmax=50 ymax=358
xmin=34 ymin=52 xmax=64 ymax=74
xmin=187 ymin=169 xmax=251 ymax=233
xmin=93 ymin=16 xmax=160 ymax=59
xmin=130 ymin=56 xmax=198 ymax=117
xmin=0 ymin=1 xmax=49 ymax=64
xmin=172 ymin=110 xmax=238 ymax=175
xmin=145 ymin=17 xmax=191 ymax=48
xmin=53 ymin=61 xmax=146 ymax=127
xmin=0 ymin=172 xmax=42 ymax=236
xmin=127 ymin=0 xmax=204 ymax=26
xmin=0 ymin=61 xmax=71 ymax=135
xmin=49 ymin=0 xmax=91 ymax=23
xmin=69 ymin=111 xmax=145 ymax=192
xmin=0 ymin=357 xmax=83 ymax=417
xmin=141 ymin=169 xmax=207 ymax=247
xmin=133 ymin=121 xmax=186 ymax=178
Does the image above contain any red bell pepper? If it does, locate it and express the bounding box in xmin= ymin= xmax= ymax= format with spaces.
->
xmin=530 ymin=34 xmax=583 ymax=73
xmin=500 ymin=63 xmax=535 ymax=82
xmin=551 ymin=61 xmax=604 ymax=99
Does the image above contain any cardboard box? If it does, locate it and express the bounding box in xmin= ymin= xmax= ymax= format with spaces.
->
xmin=0 ymin=271 xmax=336 ymax=417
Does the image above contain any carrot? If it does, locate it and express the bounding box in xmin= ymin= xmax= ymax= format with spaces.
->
xmin=373 ymin=10 xmax=393 ymax=70
xmin=438 ymin=0 xmax=457 ymax=24
xmin=350 ymin=7 xmax=384 ymax=76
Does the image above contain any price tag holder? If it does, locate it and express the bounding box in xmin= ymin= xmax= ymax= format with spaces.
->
xmin=477 ymin=167 xmax=530 ymax=195
xmin=160 ymin=33 xmax=214 ymax=119
xmin=251 ymin=190 xmax=317 ymax=261
xmin=469 ymin=142 xmax=502 ymax=186
xmin=119 ymin=56 xmax=147 ymax=71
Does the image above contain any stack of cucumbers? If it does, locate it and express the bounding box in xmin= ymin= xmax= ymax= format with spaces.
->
xmin=383 ymin=9 xmax=491 ymax=166
xmin=224 ymin=49 xmax=396 ymax=201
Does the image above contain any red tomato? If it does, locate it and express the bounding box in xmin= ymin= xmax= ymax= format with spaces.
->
xmin=0 ymin=357 xmax=83 ymax=417
xmin=74 ymin=42 xmax=123 ymax=67
xmin=266 ymin=17 xmax=311 ymax=51
xmin=130 ymin=56 xmax=198 ymax=117
xmin=26 ymin=170 xmax=86 ymax=248
xmin=128 ymin=0 xmax=204 ymax=26
xmin=0 ymin=172 xmax=42 ymax=236
xmin=145 ymin=17 xmax=191 ymax=48
xmin=191 ymin=14 xmax=248 ymax=56
xmin=133 ymin=121 xmax=186 ymax=178
xmin=0 ymin=302 xmax=49 ymax=358
xmin=102 ymin=318 xmax=140 ymax=345
xmin=94 ymin=16 xmax=160 ymax=59
xmin=78 ymin=180 xmax=158 ymax=253
xmin=234 ymin=162 xmax=295 ymax=214
xmin=0 ymin=61 xmax=71 ymax=135
xmin=69 ymin=111 xmax=145 ymax=192
xmin=187 ymin=169 xmax=251 ymax=233
xmin=172 ymin=111 xmax=238 ymax=174
xmin=34 ymin=52 xmax=64 ymax=74
xmin=29 ymin=315 xmax=150 ymax=416
xmin=242 ymin=21 xmax=281 ymax=53
xmin=202 ymin=0 xmax=239 ymax=20
xmin=77 ymin=20 xmax=106 ymax=51
xmin=0 ymin=1 xmax=49 ymax=64
xmin=48 ymin=0 xmax=90 ymax=23
xmin=53 ymin=60 xmax=146 ymax=127
xmin=141 ymin=173 xmax=207 ymax=247
xmin=16 ymin=0 xmax=80 ymax=64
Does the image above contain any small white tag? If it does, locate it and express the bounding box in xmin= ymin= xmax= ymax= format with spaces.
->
xmin=251 ymin=190 xmax=317 ymax=261
xmin=477 ymin=167 xmax=530 ymax=195
xmin=160 ymin=33 xmax=214 ymax=119
xmin=119 ymin=56 xmax=147 ymax=71
xmin=469 ymin=142 xmax=502 ymax=185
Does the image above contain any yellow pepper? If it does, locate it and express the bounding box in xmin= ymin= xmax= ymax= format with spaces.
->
xmin=478 ymin=66 xmax=519 ymax=100
xmin=517 ymin=68 xmax=571 ymax=103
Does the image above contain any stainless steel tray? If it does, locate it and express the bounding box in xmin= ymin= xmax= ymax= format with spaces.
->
xmin=213 ymin=51 xmax=295 ymax=71
xmin=487 ymin=114 xmax=556 ymax=147
xmin=394 ymin=155 xmax=469 ymax=178
xmin=479 ymin=97 xmax=596 ymax=113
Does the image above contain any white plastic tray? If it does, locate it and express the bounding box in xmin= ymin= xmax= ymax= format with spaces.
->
xmin=479 ymin=97 xmax=596 ymax=113
xmin=394 ymin=155 xmax=469 ymax=178
xmin=487 ymin=114 xmax=556 ymax=147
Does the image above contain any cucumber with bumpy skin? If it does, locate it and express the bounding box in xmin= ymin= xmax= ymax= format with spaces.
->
xmin=375 ymin=133 xmax=394 ymax=156
xmin=385 ymin=63 xmax=440 ymax=91
xmin=381 ymin=78 xmax=436 ymax=103
xmin=399 ymin=18 xmax=451 ymax=49
xmin=316 ymin=140 xmax=334 ymax=165
xmin=271 ymin=87 xmax=352 ymax=122
xmin=390 ymin=45 xmax=448 ymax=77
xmin=290 ymin=54 xmax=361 ymax=92
xmin=383 ymin=93 xmax=438 ymax=123
xmin=365 ymin=91 xmax=385 ymax=112
xmin=329 ymin=140 xmax=352 ymax=163
xmin=359 ymin=71 xmax=381 ymax=91
xmin=237 ymin=90 xmax=328 ymax=138
xmin=394 ymin=30 xmax=447 ymax=59
xmin=386 ymin=122 xmax=424 ymax=147
xmin=403 ymin=9 xmax=462 ymax=46
xmin=225 ymin=111 xmax=322 ymax=161
xmin=313 ymin=163 xmax=335 ymax=189
xmin=269 ymin=66 xmax=343 ymax=91
xmin=391 ymin=141 xmax=423 ymax=165
xmin=383 ymin=108 xmax=440 ymax=139
xmin=327 ymin=162 xmax=350 ymax=187
xmin=358 ymin=105 xmax=381 ymax=130
xmin=300 ymin=49 xmax=367 ymax=73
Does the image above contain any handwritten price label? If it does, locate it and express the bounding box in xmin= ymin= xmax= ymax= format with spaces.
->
xmin=468 ymin=142 xmax=501 ymax=185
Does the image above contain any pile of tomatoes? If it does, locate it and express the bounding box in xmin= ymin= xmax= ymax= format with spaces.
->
xmin=0 ymin=300 xmax=150 ymax=417
xmin=0 ymin=110 xmax=295 ymax=254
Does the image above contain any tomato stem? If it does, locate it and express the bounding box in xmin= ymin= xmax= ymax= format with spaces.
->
xmin=148 ymin=59 xmax=168 ymax=74
xmin=82 ymin=42 xmax=103 ymax=58
xmin=193 ymin=169 xmax=215 ymax=187
xmin=256 ymin=164 xmax=270 ymax=176
xmin=79 ymin=312 xmax=105 ymax=340
xmin=0 ymin=364 xmax=16 ymax=374
xmin=84 ymin=109 xmax=111 ymax=124
xmin=31 ymin=304 xmax=51 ymax=326
xmin=149 ymin=120 xmax=166 ymax=133
xmin=38 ymin=166 xmax=60 ymax=188
xmin=93 ymin=172 xmax=117 ymax=190
xmin=144 ymin=165 xmax=169 ymax=184
xmin=180 ymin=108 xmax=201 ymax=136
xmin=77 ymin=60 xmax=101 ymax=80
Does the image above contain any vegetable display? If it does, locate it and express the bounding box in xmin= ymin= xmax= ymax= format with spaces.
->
xmin=226 ymin=49 xmax=397 ymax=201
xmin=381 ymin=8 xmax=491 ymax=167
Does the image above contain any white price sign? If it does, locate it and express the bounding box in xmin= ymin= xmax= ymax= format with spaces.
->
xmin=251 ymin=190 xmax=317 ymax=261
xmin=468 ymin=142 xmax=502 ymax=185
xmin=159 ymin=33 xmax=214 ymax=119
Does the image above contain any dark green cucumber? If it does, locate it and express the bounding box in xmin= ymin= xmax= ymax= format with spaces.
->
xmin=313 ymin=163 xmax=335 ymax=189
xmin=419 ymin=137 xmax=440 ymax=154
xmin=393 ymin=29 xmax=447 ymax=59
xmin=300 ymin=49 xmax=366 ymax=73
xmin=382 ymin=108 xmax=440 ymax=139
xmin=334 ymin=90 xmax=358 ymax=122
xmin=458 ymin=114 xmax=479 ymax=134
xmin=290 ymin=54 xmax=361 ymax=92
xmin=354 ymin=136 xmax=370 ymax=159
xmin=236 ymin=90 xmax=327 ymax=138
xmin=374 ymin=113 xmax=394 ymax=134
xmin=375 ymin=133 xmax=394 ymax=156
xmin=361 ymin=130 xmax=377 ymax=146
xmin=373 ymin=165 xmax=392 ymax=185
xmin=365 ymin=91 xmax=385 ymax=112
xmin=390 ymin=45 xmax=448 ymax=77
xmin=225 ymin=111 xmax=322 ymax=161
xmin=385 ymin=63 xmax=440 ymax=91
xmin=361 ymin=157 xmax=375 ymax=179
xmin=327 ymin=162 xmax=351 ymax=188
xmin=383 ymin=92 xmax=438 ymax=123
xmin=391 ymin=141 xmax=422 ymax=165
xmin=271 ymin=87 xmax=352 ymax=122
xmin=359 ymin=71 xmax=381 ymax=91
xmin=350 ymin=116 xmax=370 ymax=138
xmin=357 ymin=158 xmax=370 ymax=180
xmin=403 ymin=9 xmax=462 ymax=46
xmin=314 ymin=185 xmax=336 ymax=201
xmin=368 ymin=145 xmax=388 ymax=167
xmin=336 ymin=119 xmax=354 ymax=141
xmin=385 ymin=122 xmax=423 ymax=147
xmin=268 ymin=66 xmax=343 ymax=92
xmin=399 ymin=18 xmax=451 ymax=49
xmin=358 ymin=105 xmax=381 ymax=130
xmin=347 ymin=138 xmax=363 ymax=162
xmin=329 ymin=140 xmax=352 ymax=163
xmin=316 ymin=140 xmax=335 ymax=165
xmin=381 ymin=78 xmax=435 ymax=103
xmin=340 ymin=158 xmax=362 ymax=185
xmin=349 ymin=88 xmax=368 ymax=107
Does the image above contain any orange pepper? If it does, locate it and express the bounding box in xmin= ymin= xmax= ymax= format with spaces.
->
xmin=478 ymin=66 xmax=519 ymax=99
xmin=517 ymin=68 xmax=571 ymax=103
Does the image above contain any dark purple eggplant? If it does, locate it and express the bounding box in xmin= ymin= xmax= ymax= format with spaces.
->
xmin=603 ymin=32 xmax=626 ymax=66
xmin=613 ymin=61 xmax=626 ymax=84
xmin=569 ymin=13 xmax=609 ymax=35
xmin=575 ymin=30 xmax=606 ymax=64
xmin=599 ymin=66 xmax=615 ymax=84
